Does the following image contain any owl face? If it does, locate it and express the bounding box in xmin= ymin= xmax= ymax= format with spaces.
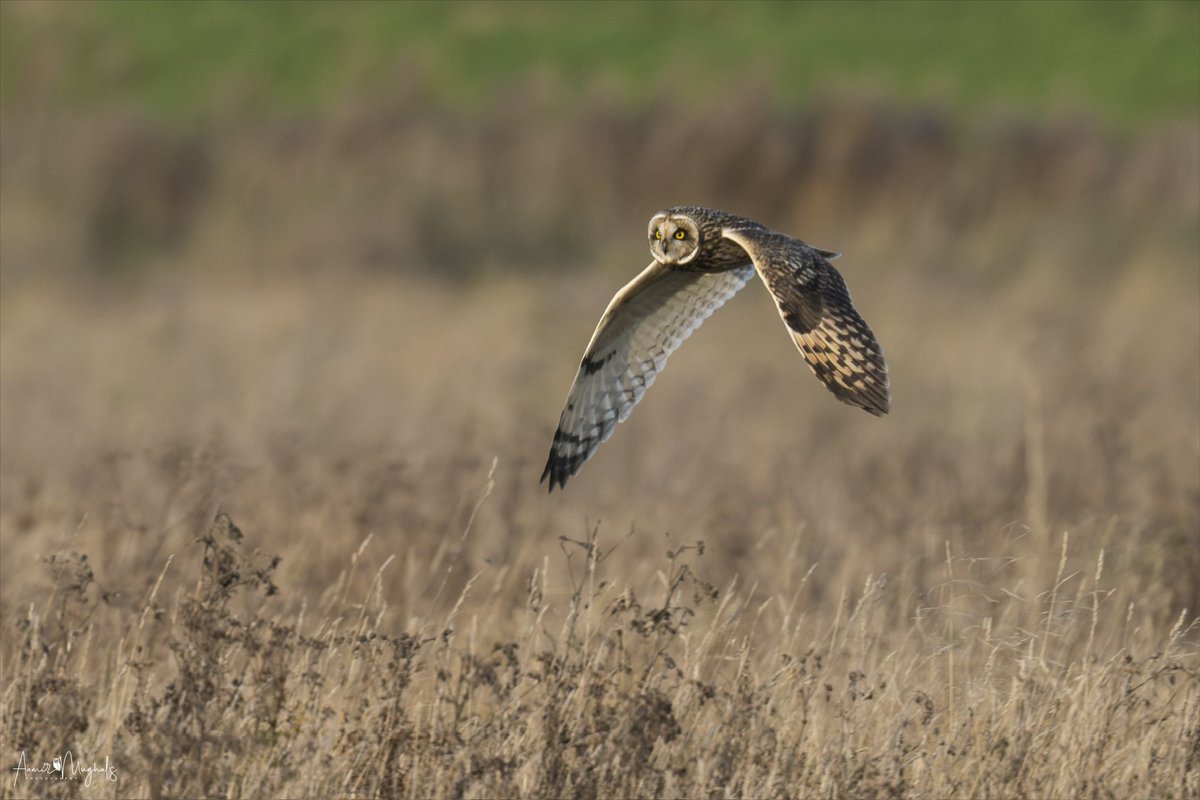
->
xmin=648 ymin=212 xmax=702 ymax=266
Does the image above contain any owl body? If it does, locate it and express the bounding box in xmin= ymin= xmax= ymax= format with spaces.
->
xmin=542 ymin=206 xmax=889 ymax=491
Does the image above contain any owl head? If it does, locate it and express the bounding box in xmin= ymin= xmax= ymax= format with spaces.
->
xmin=648 ymin=211 xmax=703 ymax=266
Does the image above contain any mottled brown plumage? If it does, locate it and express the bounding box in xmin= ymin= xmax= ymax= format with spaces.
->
xmin=542 ymin=207 xmax=889 ymax=491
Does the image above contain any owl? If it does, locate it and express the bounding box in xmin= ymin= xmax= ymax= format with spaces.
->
xmin=542 ymin=206 xmax=889 ymax=491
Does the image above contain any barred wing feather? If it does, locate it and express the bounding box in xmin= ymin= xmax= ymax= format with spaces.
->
xmin=723 ymin=227 xmax=890 ymax=416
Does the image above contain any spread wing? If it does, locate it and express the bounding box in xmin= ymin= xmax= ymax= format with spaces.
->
xmin=723 ymin=227 xmax=890 ymax=416
xmin=542 ymin=262 xmax=755 ymax=490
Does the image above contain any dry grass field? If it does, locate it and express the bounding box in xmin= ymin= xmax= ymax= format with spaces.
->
xmin=1 ymin=31 xmax=1198 ymax=795
xmin=2 ymin=232 xmax=1198 ymax=797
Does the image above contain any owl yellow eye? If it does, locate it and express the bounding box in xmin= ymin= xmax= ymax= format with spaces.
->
xmin=655 ymin=230 xmax=663 ymax=240
xmin=674 ymin=230 xmax=686 ymax=240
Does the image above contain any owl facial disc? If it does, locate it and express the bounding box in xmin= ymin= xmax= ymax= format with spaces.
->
xmin=648 ymin=213 xmax=702 ymax=266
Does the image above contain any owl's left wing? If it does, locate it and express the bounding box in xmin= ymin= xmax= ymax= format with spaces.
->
xmin=723 ymin=227 xmax=890 ymax=416
xmin=542 ymin=262 xmax=756 ymax=491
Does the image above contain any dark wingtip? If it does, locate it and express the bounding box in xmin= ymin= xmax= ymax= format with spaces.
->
xmin=860 ymin=387 xmax=890 ymax=416
xmin=540 ymin=454 xmax=568 ymax=493
xmin=541 ymin=440 xmax=596 ymax=492
xmin=828 ymin=375 xmax=890 ymax=418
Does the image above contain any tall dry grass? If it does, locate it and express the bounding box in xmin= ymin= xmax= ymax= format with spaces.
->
xmin=1 ymin=253 xmax=1196 ymax=797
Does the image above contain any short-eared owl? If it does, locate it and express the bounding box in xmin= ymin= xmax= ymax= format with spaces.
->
xmin=542 ymin=206 xmax=889 ymax=491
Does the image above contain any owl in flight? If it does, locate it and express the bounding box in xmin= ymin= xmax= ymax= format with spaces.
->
xmin=541 ymin=206 xmax=889 ymax=491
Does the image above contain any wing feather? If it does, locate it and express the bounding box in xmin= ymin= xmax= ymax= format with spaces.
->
xmin=542 ymin=262 xmax=755 ymax=490
xmin=723 ymin=227 xmax=890 ymax=416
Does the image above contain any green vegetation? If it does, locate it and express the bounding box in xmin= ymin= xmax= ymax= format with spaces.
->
xmin=2 ymin=0 xmax=1197 ymax=125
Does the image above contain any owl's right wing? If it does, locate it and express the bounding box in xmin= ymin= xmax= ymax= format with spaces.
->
xmin=541 ymin=262 xmax=756 ymax=491
xmin=723 ymin=227 xmax=890 ymax=416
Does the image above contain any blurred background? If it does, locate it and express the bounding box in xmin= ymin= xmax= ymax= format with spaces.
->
xmin=1 ymin=0 xmax=1198 ymax=630
xmin=2 ymin=0 xmax=1198 ymax=283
